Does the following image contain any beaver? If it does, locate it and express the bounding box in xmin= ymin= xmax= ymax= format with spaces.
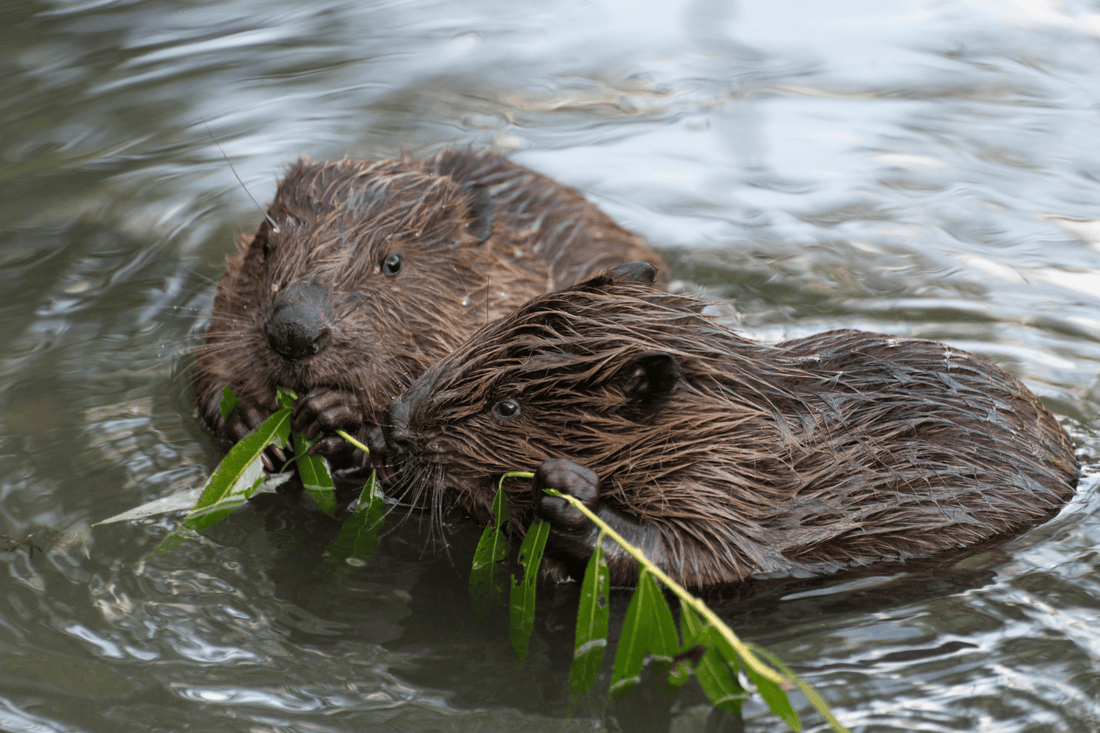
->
xmin=371 ymin=262 xmax=1079 ymax=589
xmin=191 ymin=149 xmax=667 ymax=472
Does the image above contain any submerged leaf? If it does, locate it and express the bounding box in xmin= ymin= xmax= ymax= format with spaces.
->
xmin=326 ymin=473 xmax=385 ymax=571
xmin=296 ymin=447 xmax=338 ymax=517
xmin=680 ymin=604 xmax=746 ymax=715
xmin=149 ymin=523 xmax=201 ymax=558
xmin=752 ymin=645 xmax=850 ymax=733
xmin=568 ymin=533 xmax=610 ymax=710
xmin=509 ymin=519 xmax=550 ymax=661
xmin=610 ymin=568 xmax=679 ymax=698
xmin=469 ymin=485 xmax=512 ymax=617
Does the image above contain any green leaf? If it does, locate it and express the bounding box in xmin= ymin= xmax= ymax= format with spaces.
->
xmin=509 ymin=519 xmax=550 ymax=662
xmin=751 ymin=645 xmax=850 ymax=733
xmin=218 ymin=385 xmax=239 ymax=423
xmin=96 ymin=488 xmax=202 ymax=525
xmin=148 ymin=523 xmax=201 ymax=558
xmin=325 ymin=472 xmax=384 ymax=570
xmin=724 ymin=642 xmax=799 ymax=732
xmin=185 ymin=405 xmax=291 ymax=531
xmin=610 ymin=568 xmax=679 ymax=698
xmin=296 ymin=448 xmax=338 ymax=517
xmin=469 ymin=485 xmax=512 ymax=617
xmin=275 ymin=387 xmax=297 ymax=411
xmin=680 ymin=605 xmax=746 ymax=715
xmin=568 ymin=533 xmax=610 ymax=710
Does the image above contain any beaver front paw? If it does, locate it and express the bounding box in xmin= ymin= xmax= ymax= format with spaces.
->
xmin=292 ymin=387 xmax=365 ymax=464
xmin=224 ymin=399 xmax=285 ymax=472
xmin=533 ymin=459 xmax=602 ymax=578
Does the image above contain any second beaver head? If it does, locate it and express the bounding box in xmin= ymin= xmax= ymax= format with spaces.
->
xmin=373 ymin=263 xmax=1078 ymax=588
xmin=191 ymin=150 xmax=667 ymax=473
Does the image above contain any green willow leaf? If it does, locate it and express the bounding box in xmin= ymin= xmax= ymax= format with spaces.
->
xmin=275 ymin=387 xmax=297 ymax=411
xmin=95 ymin=488 xmax=202 ymax=525
xmin=218 ymin=385 xmax=239 ymax=423
xmin=509 ymin=519 xmax=550 ymax=662
xmin=752 ymin=645 xmax=849 ymax=733
xmin=568 ymin=533 xmax=610 ymax=711
xmin=296 ymin=448 xmax=337 ymax=517
xmin=184 ymin=405 xmax=291 ymax=533
xmin=680 ymin=605 xmax=745 ymax=715
xmin=745 ymin=664 xmax=800 ymax=732
xmin=610 ymin=568 xmax=679 ymax=698
xmin=643 ymin=566 xmax=681 ymax=695
xmin=705 ymin=637 xmax=799 ymax=732
xmin=469 ymin=485 xmax=512 ymax=617
xmin=325 ymin=473 xmax=384 ymax=570
xmin=148 ymin=524 xmax=200 ymax=558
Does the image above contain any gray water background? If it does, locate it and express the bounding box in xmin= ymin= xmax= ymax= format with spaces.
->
xmin=4 ymin=0 xmax=1100 ymax=730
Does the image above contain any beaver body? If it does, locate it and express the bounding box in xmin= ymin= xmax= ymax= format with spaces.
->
xmin=191 ymin=150 xmax=667 ymax=471
xmin=373 ymin=263 xmax=1078 ymax=588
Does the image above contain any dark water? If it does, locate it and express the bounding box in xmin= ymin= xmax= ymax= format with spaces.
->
xmin=3 ymin=1 xmax=1100 ymax=730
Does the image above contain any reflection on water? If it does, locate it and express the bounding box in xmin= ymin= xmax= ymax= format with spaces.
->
xmin=2 ymin=0 xmax=1100 ymax=731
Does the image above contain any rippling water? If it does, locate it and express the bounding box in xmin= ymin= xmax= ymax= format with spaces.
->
xmin=3 ymin=1 xmax=1100 ymax=731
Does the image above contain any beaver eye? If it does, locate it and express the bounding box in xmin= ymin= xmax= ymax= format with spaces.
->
xmin=492 ymin=399 xmax=520 ymax=419
xmin=382 ymin=253 xmax=403 ymax=277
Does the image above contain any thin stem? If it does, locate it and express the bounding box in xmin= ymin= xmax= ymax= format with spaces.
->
xmin=541 ymin=486 xmax=788 ymax=689
xmin=336 ymin=429 xmax=371 ymax=455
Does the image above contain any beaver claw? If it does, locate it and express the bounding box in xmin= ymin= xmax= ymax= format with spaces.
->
xmin=224 ymin=399 xmax=286 ymax=472
xmin=292 ymin=387 xmax=364 ymax=463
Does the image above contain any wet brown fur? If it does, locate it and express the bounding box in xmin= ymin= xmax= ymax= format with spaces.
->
xmin=191 ymin=149 xmax=667 ymax=459
xmin=383 ymin=271 xmax=1079 ymax=588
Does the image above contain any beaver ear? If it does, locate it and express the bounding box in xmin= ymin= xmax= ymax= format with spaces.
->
xmin=460 ymin=182 xmax=494 ymax=242
xmin=619 ymin=351 xmax=679 ymax=416
xmin=573 ymin=261 xmax=658 ymax=293
xmin=606 ymin=261 xmax=657 ymax=285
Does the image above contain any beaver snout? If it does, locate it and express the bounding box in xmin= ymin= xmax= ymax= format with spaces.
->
xmin=264 ymin=281 xmax=332 ymax=361
xmin=369 ymin=398 xmax=419 ymax=484
xmin=381 ymin=395 xmax=419 ymax=463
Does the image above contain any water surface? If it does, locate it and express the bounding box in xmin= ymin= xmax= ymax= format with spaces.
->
xmin=3 ymin=1 xmax=1100 ymax=731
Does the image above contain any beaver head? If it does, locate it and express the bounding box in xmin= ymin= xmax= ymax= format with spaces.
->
xmin=192 ymin=155 xmax=554 ymax=468
xmin=192 ymin=151 xmax=667 ymax=474
xmin=373 ymin=261 xmax=778 ymax=523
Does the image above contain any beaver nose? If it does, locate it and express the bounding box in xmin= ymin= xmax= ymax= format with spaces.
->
xmin=265 ymin=281 xmax=331 ymax=361
xmin=388 ymin=431 xmax=417 ymax=464
xmin=383 ymin=396 xmax=418 ymax=463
